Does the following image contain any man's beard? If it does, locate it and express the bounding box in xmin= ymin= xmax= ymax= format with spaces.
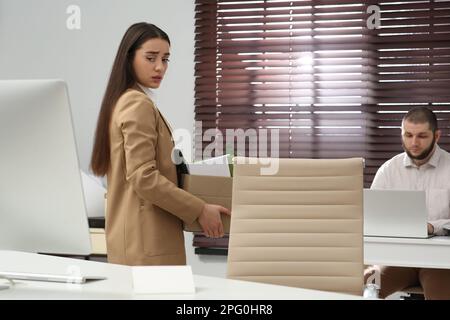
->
xmin=403 ymin=135 xmax=436 ymax=161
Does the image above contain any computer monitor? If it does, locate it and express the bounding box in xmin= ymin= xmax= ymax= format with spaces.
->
xmin=0 ymin=79 xmax=91 ymax=255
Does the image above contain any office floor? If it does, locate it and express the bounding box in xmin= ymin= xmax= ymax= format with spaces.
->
xmin=387 ymin=292 xmax=406 ymax=300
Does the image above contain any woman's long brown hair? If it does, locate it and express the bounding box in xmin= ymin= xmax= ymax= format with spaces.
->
xmin=90 ymin=22 xmax=170 ymax=176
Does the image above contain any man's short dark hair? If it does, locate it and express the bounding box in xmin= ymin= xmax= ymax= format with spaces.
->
xmin=403 ymin=107 xmax=438 ymax=133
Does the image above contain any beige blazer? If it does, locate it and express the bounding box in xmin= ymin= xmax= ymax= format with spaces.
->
xmin=106 ymin=87 xmax=205 ymax=265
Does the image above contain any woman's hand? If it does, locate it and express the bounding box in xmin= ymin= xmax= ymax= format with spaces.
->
xmin=197 ymin=204 xmax=231 ymax=238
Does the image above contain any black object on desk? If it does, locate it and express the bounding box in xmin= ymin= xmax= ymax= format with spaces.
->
xmin=88 ymin=217 xmax=105 ymax=229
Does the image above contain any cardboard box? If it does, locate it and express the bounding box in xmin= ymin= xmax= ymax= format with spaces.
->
xmin=181 ymin=174 xmax=232 ymax=233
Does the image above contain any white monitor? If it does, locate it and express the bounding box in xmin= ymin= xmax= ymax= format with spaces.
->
xmin=0 ymin=79 xmax=91 ymax=255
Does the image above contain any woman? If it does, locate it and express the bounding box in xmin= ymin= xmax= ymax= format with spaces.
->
xmin=90 ymin=22 xmax=230 ymax=266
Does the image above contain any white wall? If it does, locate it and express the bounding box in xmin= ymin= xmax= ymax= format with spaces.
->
xmin=0 ymin=0 xmax=197 ymax=168
xmin=0 ymin=0 xmax=226 ymax=277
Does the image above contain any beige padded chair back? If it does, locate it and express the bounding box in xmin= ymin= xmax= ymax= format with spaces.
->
xmin=227 ymin=157 xmax=364 ymax=295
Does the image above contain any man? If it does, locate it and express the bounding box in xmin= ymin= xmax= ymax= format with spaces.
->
xmin=365 ymin=107 xmax=450 ymax=300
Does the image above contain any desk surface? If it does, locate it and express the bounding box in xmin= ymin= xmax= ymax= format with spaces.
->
xmin=0 ymin=250 xmax=362 ymax=300
xmin=364 ymin=236 xmax=450 ymax=269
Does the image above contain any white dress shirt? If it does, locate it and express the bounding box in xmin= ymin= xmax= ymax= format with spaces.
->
xmin=371 ymin=145 xmax=450 ymax=235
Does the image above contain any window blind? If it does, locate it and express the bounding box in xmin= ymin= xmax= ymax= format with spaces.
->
xmin=194 ymin=0 xmax=450 ymax=186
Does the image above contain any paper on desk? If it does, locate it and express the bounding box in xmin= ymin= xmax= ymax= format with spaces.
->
xmin=132 ymin=265 xmax=195 ymax=295
xmin=187 ymin=155 xmax=231 ymax=177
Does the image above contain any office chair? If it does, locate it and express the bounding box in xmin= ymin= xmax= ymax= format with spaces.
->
xmin=227 ymin=157 xmax=364 ymax=295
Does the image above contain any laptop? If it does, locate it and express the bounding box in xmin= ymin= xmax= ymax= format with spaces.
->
xmin=0 ymin=271 xmax=106 ymax=284
xmin=364 ymin=189 xmax=433 ymax=239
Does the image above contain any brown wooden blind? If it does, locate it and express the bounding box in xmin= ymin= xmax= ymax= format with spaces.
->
xmin=194 ymin=0 xmax=450 ymax=186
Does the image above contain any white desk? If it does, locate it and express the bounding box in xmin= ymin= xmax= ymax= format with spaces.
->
xmin=364 ymin=236 xmax=450 ymax=269
xmin=0 ymin=250 xmax=362 ymax=300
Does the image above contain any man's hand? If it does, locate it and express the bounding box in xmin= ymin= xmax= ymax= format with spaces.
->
xmin=427 ymin=223 xmax=434 ymax=235
xmin=197 ymin=204 xmax=231 ymax=238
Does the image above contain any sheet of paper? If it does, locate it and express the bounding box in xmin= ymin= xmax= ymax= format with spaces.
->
xmin=187 ymin=155 xmax=231 ymax=177
xmin=132 ymin=265 xmax=195 ymax=295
